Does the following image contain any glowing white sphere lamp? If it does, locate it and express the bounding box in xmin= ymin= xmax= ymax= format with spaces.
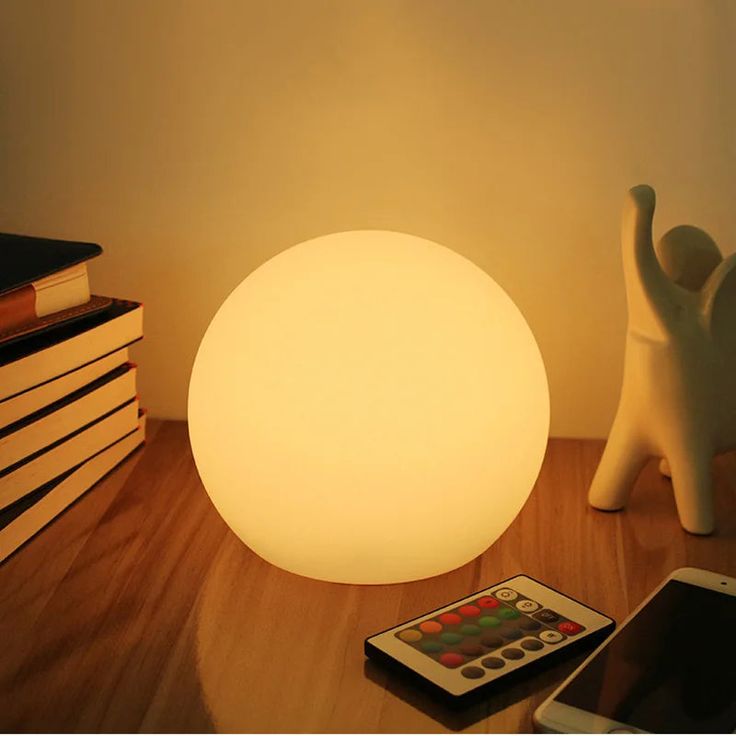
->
xmin=188 ymin=231 xmax=549 ymax=584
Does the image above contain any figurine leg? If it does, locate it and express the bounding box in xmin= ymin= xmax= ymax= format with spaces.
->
xmin=588 ymin=417 xmax=649 ymax=511
xmin=665 ymin=439 xmax=715 ymax=535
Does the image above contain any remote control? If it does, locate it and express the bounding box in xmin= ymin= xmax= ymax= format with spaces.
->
xmin=364 ymin=574 xmax=615 ymax=709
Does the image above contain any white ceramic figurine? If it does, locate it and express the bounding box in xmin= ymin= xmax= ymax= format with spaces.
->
xmin=589 ymin=184 xmax=736 ymax=534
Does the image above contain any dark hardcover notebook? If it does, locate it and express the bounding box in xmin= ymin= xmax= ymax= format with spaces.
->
xmin=0 ymin=299 xmax=140 ymax=366
xmin=0 ymin=232 xmax=102 ymax=295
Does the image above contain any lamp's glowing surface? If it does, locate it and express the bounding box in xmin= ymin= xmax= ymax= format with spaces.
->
xmin=188 ymin=231 xmax=549 ymax=584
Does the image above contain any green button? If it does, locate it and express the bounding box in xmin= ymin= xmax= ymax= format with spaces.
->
xmin=421 ymin=641 xmax=444 ymax=652
xmin=460 ymin=624 xmax=481 ymax=636
xmin=440 ymin=632 xmax=462 ymax=644
xmin=479 ymin=616 xmax=501 ymax=628
xmin=498 ymin=607 xmax=520 ymax=620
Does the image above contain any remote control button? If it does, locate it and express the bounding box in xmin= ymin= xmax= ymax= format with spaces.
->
xmin=481 ymin=656 xmax=505 ymax=669
xmin=398 ymin=629 xmax=422 ymax=642
xmin=460 ymin=624 xmax=481 ymax=636
xmin=481 ymin=634 xmax=504 ymax=649
xmin=519 ymin=618 xmax=542 ymax=631
xmin=439 ymin=612 xmax=462 ymax=626
xmin=419 ymin=620 xmax=442 ymax=634
xmin=521 ymin=638 xmax=544 ymax=651
xmin=421 ymin=640 xmax=444 ymax=652
xmin=502 ymin=647 xmax=524 ymax=660
xmin=558 ymin=621 xmax=583 ymax=635
xmin=460 ymin=643 xmax=484 ymax=656
xmin=439 ymin=652 xmax=465 ymax=668
xmin=461 ymin=666 xmax=485 ymax=679
xmin=515 ymin=599 xmax=540 ymax=612
xmin=458 ymin=605 xmax=481 ymax=617
xmin=479 ymin=615 xmax=501 ymax=628
xmin=539 ymin=630 xmax=565 ymax=644
xmin=440 ymin=632 xmax=463 ymax=645
xmin=494 ymin=588 xmax=518 ymax=601
xmin=498 ymin=607 xmax=521 ymax=620
xmin=501 ymin=627 xmax=522 ymax=641
xmin=476 ymin=596 xmax=500 ymax=609
xmin=535 ymin=609 xmax=560 ymax=624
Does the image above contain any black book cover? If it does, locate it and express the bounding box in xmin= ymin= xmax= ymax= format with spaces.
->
xmin=0 ymin=232 xmax=102 ymax=295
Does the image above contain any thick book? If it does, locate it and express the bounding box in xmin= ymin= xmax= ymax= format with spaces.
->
xmin=0 ymin=399 xmax=140 ymax=510
xmin=0 ymin=232 xmax=107 ymax=340
xmin=0 ymin=347 xmax=128 ymax=430
xmin=0 ymin=363 xmax=137 ymax=472
xmin=0 ymin=298 xmax=142 ymax=402
xmin=0 ymin=413 xmax=146 ymax=564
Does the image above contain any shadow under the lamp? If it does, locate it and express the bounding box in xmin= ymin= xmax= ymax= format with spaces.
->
xmin=362 ymin=650 xmax=590 ymax=732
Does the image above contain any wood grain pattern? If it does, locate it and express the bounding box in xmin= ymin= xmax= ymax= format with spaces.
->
xmin=0 ymin=421 xmax=733 ymax=732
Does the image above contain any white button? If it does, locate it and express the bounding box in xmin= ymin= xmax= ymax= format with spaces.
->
xmin=540 ymin=630 xmax=564 ymax=644
xmin=494 ymin=588 xmax=518 ymax=601
xmin=515 ymin=599 xmax=539 ymax=612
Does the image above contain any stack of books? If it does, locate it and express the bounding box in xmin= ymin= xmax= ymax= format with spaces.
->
xmin=0 ymin=233 xmax=145 ymax=562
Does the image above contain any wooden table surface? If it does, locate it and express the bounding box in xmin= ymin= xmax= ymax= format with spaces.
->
xmin=0 ymin=420 xmax=734 ymax=733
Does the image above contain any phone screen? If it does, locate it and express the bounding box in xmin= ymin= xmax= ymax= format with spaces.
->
xmin=555 ymin=580 xmax=736 ymax=733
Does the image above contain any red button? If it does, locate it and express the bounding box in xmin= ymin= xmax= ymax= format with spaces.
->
xmin=558 ymin=621 xmax=582 ymax=635
xmin=439 ymin=652 xmax=465 ymax=668
xmin=476 ymin=596 xmax=500 ymax=609
xmin=419 ymin=620 xmax=442 ymax=634
xmin=439 ymin=612 xmax=462 ymax=625
xmin=459 ymin=605 xmax=481 ymax=617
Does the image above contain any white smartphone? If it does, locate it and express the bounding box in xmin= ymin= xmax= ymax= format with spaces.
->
xmin=533 ymin=567 xmax=736 ymax=734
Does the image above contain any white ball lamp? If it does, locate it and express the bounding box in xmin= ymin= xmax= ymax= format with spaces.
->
xmin=188 ymin=231 xmax=549 ymax=584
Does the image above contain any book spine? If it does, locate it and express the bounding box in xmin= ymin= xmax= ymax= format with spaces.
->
xmin=0 ymin=285 xmax=37 ymax=333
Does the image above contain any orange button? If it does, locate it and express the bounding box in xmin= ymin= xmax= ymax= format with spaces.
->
xmin=439 ymin=612 xmax=462 ymax=625
xmin=398 ymin=629 xmax=422 ymax=642
xmin=419 ymin=620 xmax=442 ymax=634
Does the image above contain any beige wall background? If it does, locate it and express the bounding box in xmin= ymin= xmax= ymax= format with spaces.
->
xmin=1 ymin=0 xmax=734 ymax=438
